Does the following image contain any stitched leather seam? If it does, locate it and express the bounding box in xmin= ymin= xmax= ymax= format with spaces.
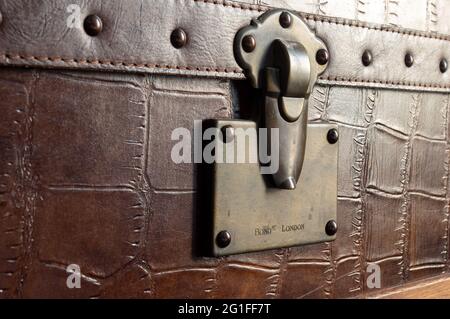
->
xmin=3 ymin=53 xmax=450 ymax=89
xmin=1 ymin=54 xmax=243 ymax=73
xmin=193 ymin=0 xmax=269 ymax=11
xmin=193 ymin=0 xmax=269 ymax=12
xmin=1 ymin=1 xmax=449 ymax=83
xmin=319 ymin=75 xmax=449 ymax=89
xmin=192 ymin=0 xmax=450 ymax=41
xmin=1 ymin=1 xmax=448 ymax=88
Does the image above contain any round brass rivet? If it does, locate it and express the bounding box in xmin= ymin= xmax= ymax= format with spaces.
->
xmin=84 ymin=14 xmax=103 ymax=36
xmin=325 ymin=220 xmax=338 ymax=236
xmin=362 ymin=50 xmax=373 ymax=66
xmin=440 ymin=58 xmax=448 ymax=73
xmin=242 ymin=35 xmax=256 ymax=53
xmin=405 ymin=53 xmax=414 ymax=67
xmin=279 ymin=11 xmax=292 ymax=28
xmin=170 ymin=28 xmax=187 ymax=49
xmin=221 ymin=125 xmax=235 ymax=143
xmin=216 ymin=230 xmax=231 ymax=248
xmin=327 ymin=128 xmax=339 ymax=144
xmin=316 ymin=49 xmax=329 ymax=65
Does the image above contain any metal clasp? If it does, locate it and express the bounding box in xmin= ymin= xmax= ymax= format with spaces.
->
xmin=202 ymin=9 xmax=337 ymax=256
xmin=234 ymin=9 xmax=329 ymax=189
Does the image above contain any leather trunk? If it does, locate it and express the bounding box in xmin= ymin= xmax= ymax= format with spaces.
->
xmin=1 ymin=0 xmax=450 ymax=298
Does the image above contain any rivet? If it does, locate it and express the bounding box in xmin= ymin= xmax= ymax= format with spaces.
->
xmin=83 ymin=14 xmax=103 ymax=37
xmin=440 ymin=58 xmax=448 ymax=73
xmin=279 ymin=11 xmax=292 ymax=28
xmin=242 ymin=35 xmax=256 ymax=53
xmin=316 ymin=49 xmax=329 ymax=65
xmin=170 ymin=28 xmax=187 ymax=49
xmin=327 ymin=128 xmax=339 ymax=144
xmin=405 ymin=53 xmax=414 ymax=67
xmin=216 ymin=230 xmax=231 ymax=248
xmin=325 ymin=220 xmax=338 ymax=236
xmin=362 ymin=50 xmax=373 ymax=66
xmin=221 ymin=125 xmax=235 ymax=143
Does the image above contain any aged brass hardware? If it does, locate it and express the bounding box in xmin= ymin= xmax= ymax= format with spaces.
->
xmin=216 ymin=230 xmax=232 ymax=248
xmin=205 ymin=120 xmax=338 ymax=256
xmin=279 ymin=11 xmax=292 ymax=28
xmin=316 ymin=48 xmax=329 ymax=65
xmin=204 ymin=9 xmax=337 ymax=256
xmin=325 ymin=220 xmax=338 ymax=236
xmin=84 ymin=14 xmax=103 ymax=36
xmin=440 ymin=58 xmax=448 ymax=73
xmin=234 ymin=9 xmax=329 ymax=189
xmin=362 ymin=50 xmax=373 ymax=67
xmin=242 ymin=35 xmax=256 ymax=53
xmin=405 ymin=53 xmax=414 ymax=67
xmin=327 ymin=128 xmax=339 ymax=144
xmin=170 ymin=28 xmax=187 ymax=49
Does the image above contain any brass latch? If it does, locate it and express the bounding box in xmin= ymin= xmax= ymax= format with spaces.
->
xmin=234 ymin=9 xmax=329 ymax=189
xmin=203 ymin=9 xmax=338 ymax=256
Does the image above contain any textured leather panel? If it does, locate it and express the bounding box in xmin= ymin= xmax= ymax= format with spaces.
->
xmin=0 ymin=67 xmax=449 ymax=298
xmin=237 ymin=0 xmax=450 ymax=34
xmin=1 ymin=0 xmax=450 ymax=91
xmin=1 ymin=0 xmax=449 ymax=299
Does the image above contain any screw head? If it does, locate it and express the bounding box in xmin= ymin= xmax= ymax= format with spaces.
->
xmin=171 ymin=28 xmax=187 ymax=49
xmin=279 ymin=11 xmax=292 ymax=28
xmin=327 ymin=128 xmax=339 ymax=144
xmin=84 ymin=14 xmax=103 ymax=36
xmin=316 ymin=49 xmax=329 ymax=65
xmin=216 ymin=230 xmax=231 ymax=248
xmin=362 ymin=50 xmax=373 ymax=66
xmin=242 ymin=35 xmax=256 ymax=53
xmin=440 ymin=58 xmax=448 ymax=73
xmin=405 ymin=53 xmax=414 ymax=67
xmin=221 ymin=125 xmax=235 ymax=143
xmin=325 ymin=220 xmax=338 ymax=236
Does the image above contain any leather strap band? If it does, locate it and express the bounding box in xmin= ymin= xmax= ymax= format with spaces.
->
xmin=0 ymin=0 xmax=449 ymax=91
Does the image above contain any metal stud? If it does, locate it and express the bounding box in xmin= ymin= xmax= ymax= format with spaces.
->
xmin=216 ymin=230 xmax=231 ymax=248
xmin=170 ymin=28 xmax=187 ymax=49
xmin=83 ymin=14 xmax=103 ymax=36
xmin=325 ymin=220 xmax=338 ymax=236
xmin=221 ymin=125 xmax=235 ymax=143
xmin=440 ymin=58 xmax=448 ymax=73
xmin=405 ymin=53 xmax=414 ymax=67
xmin=242 ymin=35 xmax=256 ymax=53
xmin=316 ymin=49 xmax=329 ymax=65
xmin=279 ymin=11 xmax=292 ymax=28
xmin=362 ymin=50 xmax=373 ymax=66
xmin=327 ymin=128 xmax=339 ymax=144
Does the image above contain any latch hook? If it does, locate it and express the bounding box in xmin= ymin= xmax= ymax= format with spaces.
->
xmin=234 ymin=9 xmax=329 ymax=189
xmin=264 ymin=39 xmax=310 ymax=189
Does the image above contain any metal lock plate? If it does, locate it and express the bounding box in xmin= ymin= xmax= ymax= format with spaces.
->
xmin=204 ymin=9 xmax=337 ymax=256
xmin=208 ymin=120 xmax=338 ymax=256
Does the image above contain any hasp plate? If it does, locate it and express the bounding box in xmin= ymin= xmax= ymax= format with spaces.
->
xmin=208 ymin=119 xmax=338 ymax=256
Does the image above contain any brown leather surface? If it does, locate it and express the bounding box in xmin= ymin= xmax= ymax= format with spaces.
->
xmin=1 ymin=0 xmax=450 ymax=299
xmin=1 ymin=0 xmax=450 ymax=91
xmin=1 ymin=67 xmax=449 ymax=298
xmin=368 ymin=275 xmax=450 ymax=298
xmin=237 ymin=0 xmax=450 ymax=34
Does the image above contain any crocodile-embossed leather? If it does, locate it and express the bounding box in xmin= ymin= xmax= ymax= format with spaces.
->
xmin=1 ymin=0 xmax=450 ymax=298
xmin=237 ymin=0 xmax=450 ymax=34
